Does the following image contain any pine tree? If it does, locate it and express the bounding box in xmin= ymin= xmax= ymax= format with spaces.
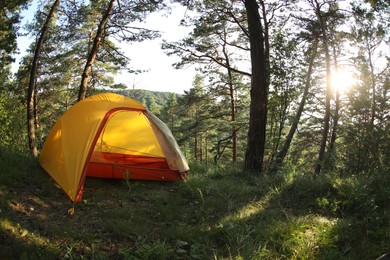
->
xmin=78 ymin=0 xmax=164 ymax=100
xmin=343 ymin=1 xmax=389 ymax=174
xmin=243 ymin=0 xmax=268 ymax=173
xmin=27 ymin=0 xmax=61 ymax=157
xmin=163 ymin=0 xmax=251 ymax=164
xmin=0 ymin=0 xmax=29 ymax=86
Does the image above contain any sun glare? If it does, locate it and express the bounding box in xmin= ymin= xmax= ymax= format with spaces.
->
xmin=331 ymin=69 xmax=356 ymax=93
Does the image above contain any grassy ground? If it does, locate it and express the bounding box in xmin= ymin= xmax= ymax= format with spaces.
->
xmin=0 ymin=150 xmax=389 ymax=259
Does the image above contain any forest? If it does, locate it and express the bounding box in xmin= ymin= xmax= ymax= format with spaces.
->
xmin=0 ymin=0 xmax=389 ymax=259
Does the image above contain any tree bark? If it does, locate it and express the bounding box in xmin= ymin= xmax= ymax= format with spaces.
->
xmin=270 ymin=39 xmax=319 ymax=174
xmin=27 ymin=0 xmax=61 ymax=157
xmin=314 ymin=0 xmax=332 ymax=175
xmin=78 ymin=0 xmax=115 ymax=101
xmin=244 ymin=0 xmax=268 ymax=173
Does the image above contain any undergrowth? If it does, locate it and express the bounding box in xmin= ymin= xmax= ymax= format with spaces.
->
xmin=0 ymin=151 xmax=389 ymax=259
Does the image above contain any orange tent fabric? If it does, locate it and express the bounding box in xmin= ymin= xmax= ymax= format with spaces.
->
xmin=39 ymin=93 xmax=189 ymax=202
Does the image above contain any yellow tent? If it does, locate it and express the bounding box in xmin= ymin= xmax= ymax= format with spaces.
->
xmin=39 ymin=93 xmax=189 ymax=202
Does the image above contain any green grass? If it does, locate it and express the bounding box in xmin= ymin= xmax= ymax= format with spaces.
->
xmin=1 ymin=150 xmax=390 ymax=259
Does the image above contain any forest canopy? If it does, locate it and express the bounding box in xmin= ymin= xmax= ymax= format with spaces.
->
xmin=0 ymin=0 xmax=389 ymax=175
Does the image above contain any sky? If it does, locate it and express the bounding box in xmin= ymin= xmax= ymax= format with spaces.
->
xmin=14 ymin=1 xmax=196 ymax=94
xmin=114 ymin=4 xmax=196 ymax=94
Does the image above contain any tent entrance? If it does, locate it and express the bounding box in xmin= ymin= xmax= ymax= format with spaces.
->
xmin=87 ymin=151 xmax=171 ymax=179
xmin=86 ymin=110 xmax=179 ymax=180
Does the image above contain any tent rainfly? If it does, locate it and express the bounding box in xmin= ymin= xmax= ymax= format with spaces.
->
xmin=39 ymin=93 xmax=189 ymax=202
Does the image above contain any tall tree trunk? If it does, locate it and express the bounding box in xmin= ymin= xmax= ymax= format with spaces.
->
xmin=78 ymin=0 xmax=115 ymax=101
xmin=368 ymin=48 xmax=376 ymax=126
xmin=329 ymin=89 xmax=340 ymax=148
xmin=205 ymin=132 xmax=208 ymax=165
xmin=314 ymin=0 xmax=332 ymax=174
xmin=27 ymin=0 xmax=61 ymax=157
xmin=273 ymin=95 xmax=288 ymax=155
xmin=270 ymin=39 xmax=319 ymax=174
xmin=259 ymin=0 xmax=270 ymax=75
xmin=194 ymin=134 xmax=198 ymax=162
xmin=329 ymin=45 xmax=341 ymax=153
xmin=199 ymin=133 xmax=203 ymax=163
xmin=244 ymin=0 xmax=268 ymax=173
xmin=33 ymin=83 xmax=39 ymax=129
xmin=230 ymin=83 xmax=237 ymax=164
xmin=221 ymin=29 xmax=237 ymax=164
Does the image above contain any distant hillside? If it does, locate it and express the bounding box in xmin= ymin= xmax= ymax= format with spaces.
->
xmin=116 ymin=89 xmax=179 ymax=109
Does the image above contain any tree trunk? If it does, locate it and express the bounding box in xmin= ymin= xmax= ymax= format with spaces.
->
xmin=329 ymin=45 xmax=341 ymax=153
xmin=34 ymin=87 xmax=39 ymax=128
xmin=221 ymin=29 xmax=237 ymax=164
xmin=329 ymin=90 xmax=340 ymax=147
xmin=244 ymin=0 xmax=268 ymax=173
xmin=314 ymin=0 xmax=332 ymax=175
xmin=27 ymin=0 xmax=61 ymax=157
xmin=205 ymin=132 xmax=208 ymax=165
xmin=259 ymin=0 xmax=270 ymax=74
xmin=368 ymin=48 xmax=376 ymax=126
xmin=194 ymin=134 xmax=198 ymax=162
xmin=78 ymin=0 xmax=115 ymax=101
xmin=273 ymin=95 xmax=288 ymax=155
xmin=230 ymin=85 xmax=237 ymax=164
xmin=270 ymin=39 xmax=319 ymax=174
xmin=199 ymin=133 xmax=203 ymax=163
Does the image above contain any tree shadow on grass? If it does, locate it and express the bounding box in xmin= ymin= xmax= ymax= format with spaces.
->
xmin=1 ymin=149 xmax=201 ymax=258
xmin=200 ymin=172 xmax=390 ymax=259
xmin=0 ymin=227 xmax=58 ymax=259
xmin=2 ymin=150 xmax=390 ymax=259
xmin=0 ymin=149 xmax=129 ymax=258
